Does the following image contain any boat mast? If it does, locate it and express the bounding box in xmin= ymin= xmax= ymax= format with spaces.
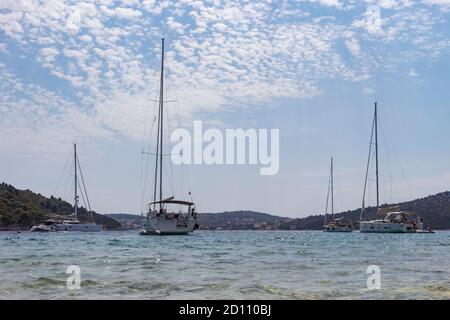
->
xmin=374 ymin=102 xmax=380 ymax=212
xmin=360 ymin=108 xmax=376 ymax=221
xmin=159 ymin=38 xmax=165 ymax=212
xmin=331 ymin=157 xmax=334 ymax=217
xmin=74 ymin=143 xmax=78 ymax=220
xmin=324 ymin=157 xmax=333 ymax=226
xmin=152 ymin=45 xmax=161 ymax=212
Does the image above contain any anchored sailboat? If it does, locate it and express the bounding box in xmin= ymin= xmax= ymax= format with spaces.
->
xmin=359 ymin=103 xmax=433 ymax=233
xmin=31 ymin=144 xmax=102 ymax=232
xmin=323 ymin=157 xmax=353 ymax=232
xmin=140 ymin=38 xmax=198 ymax=236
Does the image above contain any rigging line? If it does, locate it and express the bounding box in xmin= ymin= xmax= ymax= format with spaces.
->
xmin=77 ymin=179 xmax=87 ymax=211
xmin=162 ymin=160 xmax=175 ymax=197
xmin=334 ymin=166 xmax=344 ymax=212
xmin=77 ymin=175 xmax=91 ymax=224
xmin=53 ymin=149 xmax=71 ymax=196
xmin=76 ymin=178 xmax=94 ymax=223
xmin=141 ymin=68 xmax=161 ymax=207
xmin=62 ymin=161 xmax=73 ymax=201
xmin=145 ymin=109 xmax=159 ymax=209
xmin=380 ymin=114 xmax=411 ymax=198
xmin=186 ymin=157 xmax=192 ymax=196
xmin=160 ymin=86 xmax=176 ymax=199
xmin=146 ymin=108 xmax=158 ymax=186
xmin=141 ymin=101 xmax=158 ymax=215
xmin=139 ymin=96 xmax=153 ymax=216
xmin=139 ymin=152 xmax=145 ymax=216
xmin=141 ymin=94 xmax=151 ymax=152
xmin=158 ymin=38 xmax=165 ymax=211
xmin=160 ymin=67 xmax=175 ymax=197
xmin=172 ymin=74 xmax=192 ymax=201
xmin=378 ymin=118 xmax=394 ymax=204
xmin=153 ymin=96 xmax=161 ymax=210
xmin=76 ymin=156 xmax=94 ymax=223
xmin=360 ymin=115 xmax=375 ymax=221
xmin=324 ymin=163 xmax=331 ymax=226
xmin=165 ymin=100 xmax=175 ymax=197
xmin=139 ymin=152 xmax=143 ymax=215
xmin=76 ymin=157 xmax=92 ymax=212
xmin=174 ymin=101 xmax=184 ymax=199
xmin=142 ymin=152 xmax=177 ymax=156
xmin=145 ymin=102 xmax=159 ymax=153
xmin=181 ymin=156 xmax=184 ymax=202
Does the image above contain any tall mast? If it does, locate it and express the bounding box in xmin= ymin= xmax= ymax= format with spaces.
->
xmin=152 ymin=74 xmax=161 ymax=211
xmin=331 ymin=157 xmax=334 ymax=216
xmin=74 ymin=143 xmax=78 ymax=220
xmin=324 ymin=157 xmax=333 ymax=226
xmin=159 ymin=38 xmax=165 ymax=211
xmin=374 ymin=102 xmax=380 ymax=212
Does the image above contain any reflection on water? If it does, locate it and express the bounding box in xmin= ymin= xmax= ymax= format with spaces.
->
xmin=0 ymin=230 xmax=449 ymax=299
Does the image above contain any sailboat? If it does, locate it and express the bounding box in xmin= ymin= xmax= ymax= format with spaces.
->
xmin=30 ymin=144 xmax=102 ymax=232
xmin=323 ymin=157 xmax=353 ymax=232
xmin=359 ymin=103 xmax=433 ymax=233
xmin=140 ymin=39 xmax=198 ymax=236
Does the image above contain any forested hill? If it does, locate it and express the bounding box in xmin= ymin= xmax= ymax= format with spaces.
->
xmin=2 ymin=181 xmax=449 ymax=231
xmin=108 ymin=192 xmax=450 ymax=230
xmin=0 ymin=183 xmax=120 ymax=229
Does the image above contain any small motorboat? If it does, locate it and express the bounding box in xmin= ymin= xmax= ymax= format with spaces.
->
xmin=415 ymin=228 xmax=435 ymax=234
xmin=30 ymin=223 xmax=53 ymax=232
xmin=324 ymin=218 xmax=353 ymax=232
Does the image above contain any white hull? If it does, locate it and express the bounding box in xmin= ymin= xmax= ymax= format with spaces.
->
xmin=141 ymin=213 xmax=197 ymax=236
xmin=360 ymin=220 xmax=415 ymax=233
xmin=324 ymin=225 xmax=353 ymax=232
xmin=54 ymin=223 xmax=102 ymax=232
xmin=31 ymin=222 xmax=102 ymax=232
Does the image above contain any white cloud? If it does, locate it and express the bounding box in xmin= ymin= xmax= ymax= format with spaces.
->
xmin=306 ymin=0 xmax=342 ymax=8
xmin=39 ymin=47 xmax=59 ymax=62
xmin=345 ymin=38 xmax=361 ymax=56
xmin=101 ymin=6 xmax=143 ymax=20
xmin=424 ymin=0 xmax=450 ymax=6
xmin=0 ymin=0 xmax=449 ymax=155
xmin=0 ymin=64 xmax=112 ymax=157
xmin=408 ymin=68 xmax=419 ymax=77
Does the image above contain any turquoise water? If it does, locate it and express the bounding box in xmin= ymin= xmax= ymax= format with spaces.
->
xmin=0 ymin=230 xmax=449 ymax=300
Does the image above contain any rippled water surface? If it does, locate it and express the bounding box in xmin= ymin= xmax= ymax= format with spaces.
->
xmin=1 ymin=230 xmax=449 ymax=299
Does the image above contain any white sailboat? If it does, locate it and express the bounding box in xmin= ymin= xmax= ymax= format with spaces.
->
xmin=140 ymin=38 xmax=198 ymax=236
xmin=323 ymin=157 xmax=353 ymax=232
xmin=359 ymin=103 xmax=433 ymax=234
xmin=31 ymin=144 xmax=102 ymax=232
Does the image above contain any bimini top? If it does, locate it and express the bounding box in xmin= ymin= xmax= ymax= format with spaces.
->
xmin=384 ymin=211 xmax=414 ymax=219
xmin=149 ymin=199 xmax=194 ymax=206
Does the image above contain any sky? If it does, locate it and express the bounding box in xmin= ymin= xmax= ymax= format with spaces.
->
xmin=0 ymin=0 xmax=449 ymax=218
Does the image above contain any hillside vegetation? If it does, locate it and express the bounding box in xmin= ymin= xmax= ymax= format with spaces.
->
xmin=4 ymin=181 xmax=449 ymax=231
xmin=279 ymin=191 xmax=450 ymax=230
xmin=108 ymin=191 xmax=450 ymax=230
xmin=0 ymin=183 xmax=120 ymax=229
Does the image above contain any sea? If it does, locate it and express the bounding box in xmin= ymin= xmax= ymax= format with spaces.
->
xmin=0 ymin=230 xmax=449 ymax=300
